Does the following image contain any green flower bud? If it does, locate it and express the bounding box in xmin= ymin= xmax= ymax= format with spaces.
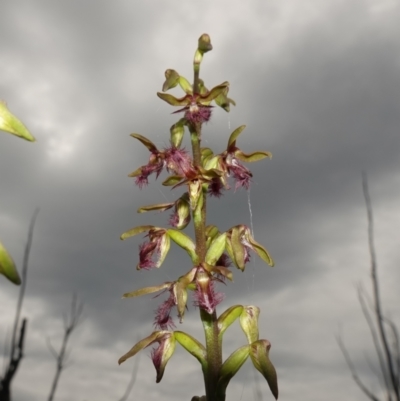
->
xmin=0 ymin=240 xmax=21 ymax=285
xmin=162 ymin=69 xmax=180 ymax=92
xmin=173 ymin=194 xmax=191 ymax=230
xmin=0 ymin=101 xmax=35 ymax=142
xmin=239 ymin=305 xmax=260 ymax=344
xmin=198 ymin=33 xmax=213 ymax=53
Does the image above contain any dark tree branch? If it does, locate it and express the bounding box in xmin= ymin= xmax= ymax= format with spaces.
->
xmin=337 ymin=334 xmax=380 ymax=401
xmin=9 ymin=209 xmax=39 ymax=361
xmin=47 ymin=294 xmax=83 ymax=401
xmin=362 ymin=173 xmax=399 ymax=401
xmin=358 ymin=286 xmax=391 ymax=391
xmin=0 ymin=210 xmax=39 ymax=401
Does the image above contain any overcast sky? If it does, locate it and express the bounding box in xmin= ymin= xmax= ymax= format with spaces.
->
xmin=1 ymin=1 xmax=400 ymax=400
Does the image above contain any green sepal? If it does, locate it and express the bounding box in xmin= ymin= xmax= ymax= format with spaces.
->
xmin=225 ymin=235 xmax=235 ymax=266
xmin=175 ymin=281 xmax=188 ymax=321
xmin=154 ymin=233 xmax=170 ymax=269
xmin=228 ymin=125 xmax=246 ymax=148
xmin=178 ymin=76 xmax=193 ymax=95
xmin=239 ymin=306 xmax=260 ymax=344
xmin=249 ymin=340 xmax=278 ymax=400
xmin=197 ymin=79 xmax=208 ymax=96
xmin=0 ymin=101 xmax=35 ymax=142
xmin=0 ymin=240 xmax=21 ymax=285
xmin=205 ymin=232 xmax=226 ymax=266
xmin=130 ymin=133 xmax=158 ymax=152
xmin=170 ymin=119 xmax=186 ymax=148
xmin=122 ymin=282 xmax=171 ymax=298
xmin=137 ymin=202 xmax=174 ymax=213
xmin=167 ymin=229 xmax=198 ymax=263
xmin=203 ymin=155 xmax=219 ymax=171
xmin=217 ymin=345 xmax=250 ymax=397
xmin=192 ymin=188 xmax=204 ymax=228
xmin=162 ymin=69 xmax=180 ymax=92
xmin=199 ymin=167 xmax=222 ymax=181
xmin=162 ymin=175 xmax=183 ymax=186
xmin=120 ymin=225 xmax=155 ymax=240
xmin=208 ymin=264 xmax=233 ymax=281
xmin=118 ymin=331 xmax=177 ymax=384
xmin=217 ymin=305 xmax=243 ymax=337
xmin=189 ymin=180 xmax=202 ymax=211
xmin=201 ymin=147 xmax=214 ymax=167
xmin=235 ymin=150 xmax=272 ymax=163
xmin=205 ymin=225 xmax=220 ymax=247
xmin=174 ymin=331 xmax=207 ymax=368
xmin=118 ymin=331 xmax=164 ymax=364
xmin=200 ymin=82 xmax=230 ymax=104
xmin=157 ymin=92 xmax=188 ymax=106
xmin=231 ymin=227 xmax=245 ymax=271
xmin=215 ymin=89 xmax=236 ymax=112
xmin=128 ymin=167 xmax=142 ymax=178
xmin=248 ymin=237 xmax=274 ymax=267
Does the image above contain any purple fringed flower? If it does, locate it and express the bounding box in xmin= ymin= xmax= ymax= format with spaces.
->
xmin=138 ymin=241 xmax=159 ymax=270
xmin=226 ymin=154 xmax=253 ymax=190
xmin=154 ymin=293 xmax=177 ymax=330
xmin=193 ymin=269 xmax=224 ymax=315
xmin=137 ymin=229 xmax=170 ymax=270
xmin=172 ymin=95 xmax=213 ymax=125
xmin=208 ymin=177 xmax=225 ymax=198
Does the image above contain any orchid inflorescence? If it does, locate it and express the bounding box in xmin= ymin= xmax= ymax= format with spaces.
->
xmin=118 ymin=34 xmax=278 ymax=401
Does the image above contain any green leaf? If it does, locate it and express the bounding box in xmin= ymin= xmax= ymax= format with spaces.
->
xmin=217 ymin=305 xmax=243 ymax=337
xmin=217 ymin=345 xmax=250 ymax=396
xmin=205 ymin=232 xmax=226 ymax=266
xmin=120 ymin=225 xmax=154 ymax=240
xmin=0 ymin=240 xmax=21 ymax=285
xmin=174 ymin=331 xmax=207 ymax=368
xmin=227 ymin=125 xmax=246 ymax=148
xmin=0 ymin=101 xmax=35 ymax=142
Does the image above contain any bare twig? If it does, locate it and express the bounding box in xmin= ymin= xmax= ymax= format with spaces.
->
xmin=358 ymin=286 xmax=391 ymax=391
xmin=362 ymin=173 xmax=399 ymax=401
xmin=47 ymin=293 xmax=83 ymax=401
xmin=9 ymin=208 xmax=39 ymax=361
xmin=0 ymin=210 xmax=39 ymax=401
xmin=337 ymin=334 xmax=380 ymax=401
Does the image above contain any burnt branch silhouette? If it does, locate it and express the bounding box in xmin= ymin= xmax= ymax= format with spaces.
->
xmin=338 ymin=174 xmax=399 ymax=401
